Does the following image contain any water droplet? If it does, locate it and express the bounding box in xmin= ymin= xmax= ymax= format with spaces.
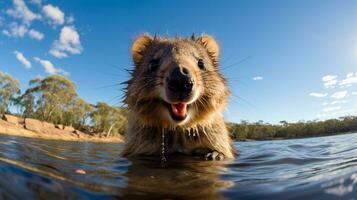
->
xmin=161 ymin=131 xmax=167 ymax=166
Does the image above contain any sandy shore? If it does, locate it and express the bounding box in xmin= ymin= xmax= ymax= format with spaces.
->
xmin=0 ymin=114 xmax=124 ymax=143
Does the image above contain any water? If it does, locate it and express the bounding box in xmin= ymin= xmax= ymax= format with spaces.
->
xmin=1 ymin=133 xmax=357 ymax=199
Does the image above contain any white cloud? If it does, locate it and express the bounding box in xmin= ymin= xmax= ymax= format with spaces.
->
xmin=6 ymin=0 xmax=41 ymax=25
xmin=3 ymin=23 xmax=44 ymax=41
xmin=339 ymin=72 xmax=357 ymax=87
xmin=322 ymin=75 xmax=338 ymax=88
xmin=66 ymin=16 xmax=75 ymax=24
xmin=322 ymin=102 xmax=329 ymax=106
xmin=30 ymin=0 xmax=42 ymax=5
xmin=322 ymin=75 xmax=337 ymax=82
xmin=42 ymin=4 xmax=65 ymax=25
xmin=322 ymin=100 xmax=348 ymax=107
xmin=49 ymin=26 xmax=82 ymax=58
xmin=314 ymin=73 xmax=357 ymax=118
xmin=323 ymin=106 xmax=341 ymax=112
xmin=331 ymin=91 xmax=348 ymax=99
xmin=309 ymin=92 xmax=328 ymax=98
xmin=324 ymin=79 xmax=338 ymax=88
xmin=340 ymin=84 xmax=353 ymax=89
xmin=34 ymin=57 xmax=68 ymax=75
xmin=49 ymin=50 xmax=67 ymax=58
xmin=330 ymin=100 xmax=348 ymax=105
xmin=14 ymin=50 xmax=31 ymax=69
xmin=28 ymin=29 xmax=44 ymax=40
xmin=2 ymin=30 xmax=10 ymax=36
xmin=253 ymin=76 xmax=263 ymax=81
xmin=319 ymin=73 xmax=357 ymax=89
xmin=2 ymin=22 xmax=28 ymax=38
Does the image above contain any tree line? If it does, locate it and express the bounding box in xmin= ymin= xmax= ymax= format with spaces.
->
xmin=229 ymin=117 xmax=357 ymax=140
xmin=0 ymin=71 xmax=126 ymax=136
xmin=1 ymin=71 xmax=357 ymax=140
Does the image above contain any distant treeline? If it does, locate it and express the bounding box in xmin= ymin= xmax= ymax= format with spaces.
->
xmin=0 ymin=71 xmax=126 ymax=136
xmin=228 ymin=117 xmax=357 ymax=140
xmin=1 ymin=71 xmax=357 ymax=140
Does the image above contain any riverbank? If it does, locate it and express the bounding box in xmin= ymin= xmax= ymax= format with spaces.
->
xmin=0 ymin=114 xmax=124 ymax=143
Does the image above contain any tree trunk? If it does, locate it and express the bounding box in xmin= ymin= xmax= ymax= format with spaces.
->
xmin=107 ymin=123 xmax=116 ymax=137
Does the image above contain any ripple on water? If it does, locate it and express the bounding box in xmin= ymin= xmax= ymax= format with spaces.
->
xmin=1 ymin=133 xmax=357 ymax=199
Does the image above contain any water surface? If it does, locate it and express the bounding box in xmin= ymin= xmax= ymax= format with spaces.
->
xmin=1 ymin=133 xmax=357 ymax=199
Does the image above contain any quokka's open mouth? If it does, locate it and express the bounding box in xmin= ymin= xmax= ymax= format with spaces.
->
xmin=165 ymin=102 xmax=188 ymax=121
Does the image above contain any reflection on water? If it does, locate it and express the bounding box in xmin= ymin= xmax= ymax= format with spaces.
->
xmin=120 ymin=157 xmax=232 ymax=199
xmin=1 ymin=133 xmax=357 ymax=199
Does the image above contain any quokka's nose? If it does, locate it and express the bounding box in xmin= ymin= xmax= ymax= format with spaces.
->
xmin=168 ymin=67 xmax=193 ymax=93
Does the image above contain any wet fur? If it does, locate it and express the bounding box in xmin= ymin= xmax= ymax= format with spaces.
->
xmin=122 ymin=34 xmax=236 ymax=159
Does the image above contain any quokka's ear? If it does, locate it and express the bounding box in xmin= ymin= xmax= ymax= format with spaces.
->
xmin=197 ymin=34 xmax=220 ymax=64
xmin=131 ymin=34 xmax=153 ymax=66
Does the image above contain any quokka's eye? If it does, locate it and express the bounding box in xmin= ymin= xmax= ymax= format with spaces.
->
xmin=149 ymin=58 xmax=160 ymax=71
xmin=197 ymin=59 xmax=205 ymax=70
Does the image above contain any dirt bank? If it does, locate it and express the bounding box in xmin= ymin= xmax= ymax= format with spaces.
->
xmin=0 ymin=114 xmax=124 ymax=143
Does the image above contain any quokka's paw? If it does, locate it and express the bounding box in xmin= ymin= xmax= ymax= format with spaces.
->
xmin=205 ymin=151 xmax=224 ymax=161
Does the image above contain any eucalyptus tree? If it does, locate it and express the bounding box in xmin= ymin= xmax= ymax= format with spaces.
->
xmin=91 ymin=102 xmax=127 ymax=136
xmin=19 ymin=75 xmax=78 ymax=124
xmin=0 ymin=72 xmax=20 ymax=114
xmin=64 ymin=98 xmax=94 ymax=129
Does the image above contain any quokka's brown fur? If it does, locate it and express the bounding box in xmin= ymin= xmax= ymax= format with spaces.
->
xmin=122 ymin=34 xmax=236 ymax=159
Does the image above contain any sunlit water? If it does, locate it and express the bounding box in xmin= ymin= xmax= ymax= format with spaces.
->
xmin=1 ymin=133 xmax=357 ymax=199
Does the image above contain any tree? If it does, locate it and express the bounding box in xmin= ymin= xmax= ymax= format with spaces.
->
xmin=91 ymin=102 xmax=127 ymax=136
xmin=0 ymin=72 xmax=20 ymax=114
xmin=17 ymin=77 xmax=41 ymax=118
xmin=16 ymin=75 xmax=127 ymax=135
xmin=63 ymin=98 xmax=94 ymax=129
xmin=19 ymin=75 xmax=78 ymax=124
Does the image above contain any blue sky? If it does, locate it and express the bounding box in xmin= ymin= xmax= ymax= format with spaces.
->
xmin=1 ymin=0 xmax=357 ymax=124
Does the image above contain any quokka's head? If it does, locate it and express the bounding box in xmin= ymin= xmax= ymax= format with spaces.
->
xmin=124 ymin=34 xmax=230 ymax=128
